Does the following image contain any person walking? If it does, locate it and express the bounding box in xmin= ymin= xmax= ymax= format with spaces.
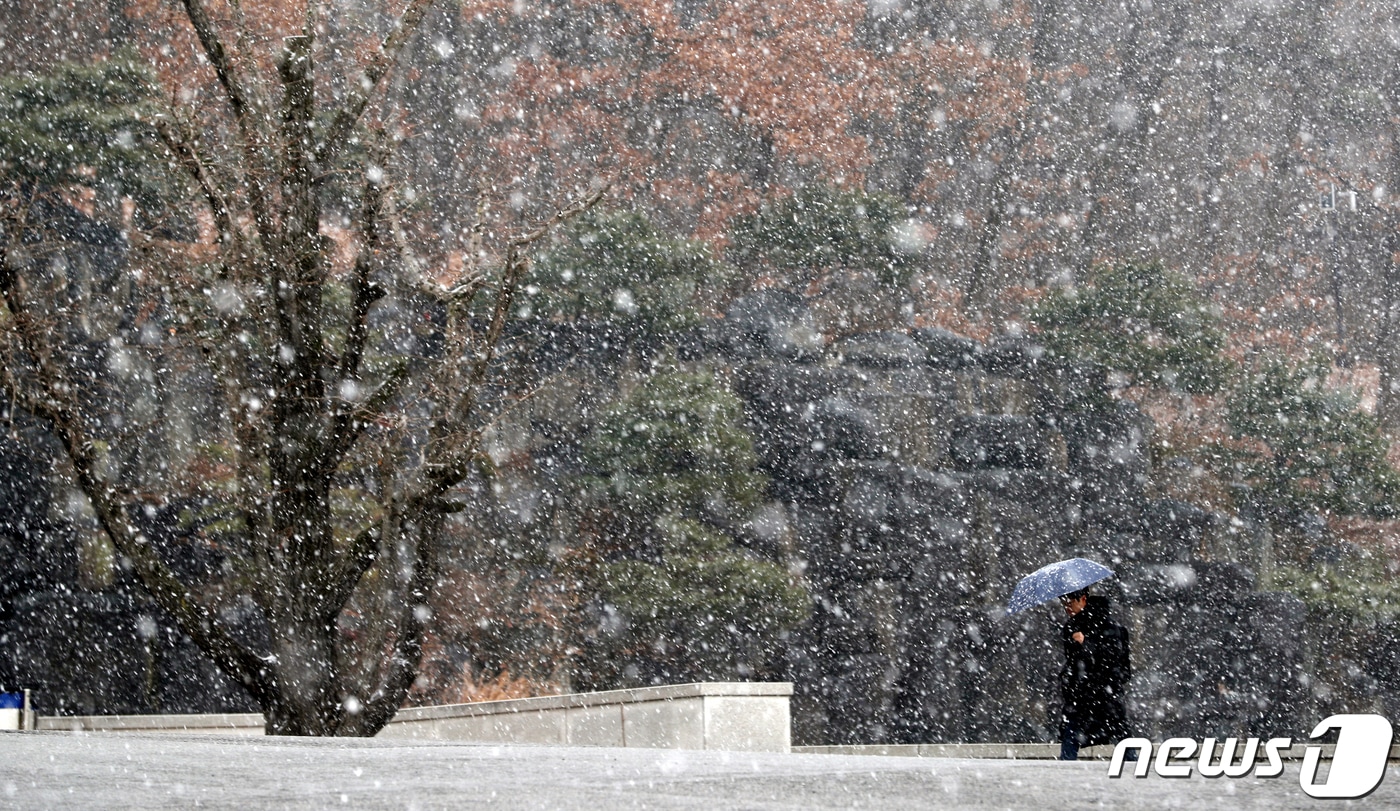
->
xmin=1058 ymin=587 xmax=1132 ymax=761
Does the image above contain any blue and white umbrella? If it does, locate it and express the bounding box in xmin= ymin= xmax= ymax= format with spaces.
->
xmin=1006 ymin=558 xmax=1114 ymax=615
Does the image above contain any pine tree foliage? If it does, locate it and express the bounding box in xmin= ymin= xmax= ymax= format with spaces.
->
xmin=0 ymin=52 xmax=163 ymax=200
xmin=523 ymin=209 xmax=728 ymax=335
xmin=729 ymin=184 xmax=917 ymax=288
xmin=1222 ymin=358 xmax=1400 ymax=521
xmin=597 ymin=514 xmax=808 ymax=683
xmin=1031 ymin=263 xmax=1233 ymax=396
xmin=578 ymin=368 xmax=806 ymax=685
xmin=1272 ymin=560 xmax=1400 ymax=623
xmin=583 ymin=368 xmax=765 ymax=517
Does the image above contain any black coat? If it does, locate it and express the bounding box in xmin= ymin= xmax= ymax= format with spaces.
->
xmin=1060 ymin=596 xmax=1132 ymax=746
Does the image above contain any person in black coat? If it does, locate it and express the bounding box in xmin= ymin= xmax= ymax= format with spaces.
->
xmin=1058 ymin=588 xmax=1133 ymax=760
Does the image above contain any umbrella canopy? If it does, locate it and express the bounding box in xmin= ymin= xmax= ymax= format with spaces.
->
xmin=1006 ymin=558 xmax=1114 ymax=615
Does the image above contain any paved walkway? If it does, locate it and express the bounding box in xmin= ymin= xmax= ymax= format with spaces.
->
xmin=2 ymin=731 xmax=1395 ymax=810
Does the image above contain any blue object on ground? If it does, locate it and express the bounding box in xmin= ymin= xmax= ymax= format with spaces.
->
xmin=0 ymin=692 xmax=23 ymax=709
xmin=1006 ymin=558 xmax=1114 ymax=614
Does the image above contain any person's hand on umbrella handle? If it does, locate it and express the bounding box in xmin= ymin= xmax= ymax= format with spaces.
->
xmin=1072 ymin=632 xmax=1084 ymax=644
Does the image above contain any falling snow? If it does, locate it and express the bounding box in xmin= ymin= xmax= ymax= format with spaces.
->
xmin=0 ymin=0 xmax=1398 ymax=754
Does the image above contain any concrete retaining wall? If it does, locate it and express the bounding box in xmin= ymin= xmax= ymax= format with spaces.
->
xmin=379 ymin=682 xmax=791 ymax=751
xmin=36 ymin=711 xmax=264 ymax=735
xmin=35 ymin=682 xmax=793 ymax=752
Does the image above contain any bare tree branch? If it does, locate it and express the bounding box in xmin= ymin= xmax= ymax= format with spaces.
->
xmin=178 ymin=0 xmax=279 ymax=247
xmin=276 ymin=33 xmax=327 ymax=377
xmin=318 ymin=360 xmax=408 ymax=487
xmin=315 ymin=0 xmax=443 ymax=168
xmin=424 ymin=180 xmax=614 ymax=495
xmin=179 ymin=0 xmax=259 ymax=131
xmin=323 ymin=181 xmax=612 ymax=653
xmin=352 ymin=510 xmax=442 ymax=734
xmin=335 ymin=138 xmax=391 ymax=387
xmin=153 ymin=114 xmax=243 ymax=249
xmin=0 ymin=257 xmax=274 ymax=707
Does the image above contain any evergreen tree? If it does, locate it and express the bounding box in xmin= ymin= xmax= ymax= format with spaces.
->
xmin=1221 ymin=357 xmax=1400 ymax=522
xmin=1031 ymin=263 xmax=1233 ymax=399
xmin=523 ymin=210 xmax=728 ymax=338
xmin=729 ymin=184 xmax=917 ymax=289
xmin=582 ymin=367 xmax=765 ymax=518
xmin=576 ymin=368 xmax=807 ymax=687
xmin=0 ymin=52 xmax=169 ymax=214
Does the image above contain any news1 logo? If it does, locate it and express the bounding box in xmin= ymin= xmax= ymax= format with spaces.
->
xmin=1108 ymin=714 xmax=1394 ymax=799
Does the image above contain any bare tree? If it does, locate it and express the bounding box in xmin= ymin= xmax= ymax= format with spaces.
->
xmin=0 ymin=0 xmax=605 ymax=735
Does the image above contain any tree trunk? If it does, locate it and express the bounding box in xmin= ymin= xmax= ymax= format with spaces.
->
xmin=265 ymin=617 xmax=342 ymax=736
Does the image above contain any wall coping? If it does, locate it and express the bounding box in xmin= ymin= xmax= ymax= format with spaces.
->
xmin=391 ymin=682 xmax=793 ymax=723
xmin=37 ymin=682 xmax=794 ymax=732
xmin=37 ymin=712 xmax=264 ymax=731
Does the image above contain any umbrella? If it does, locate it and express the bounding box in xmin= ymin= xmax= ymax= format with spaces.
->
xmin=1006 ymin=558 xmax=1114 ymax=615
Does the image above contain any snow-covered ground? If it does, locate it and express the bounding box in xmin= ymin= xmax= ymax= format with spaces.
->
xmin=1 ymin=732 xmax=1393 ymax=810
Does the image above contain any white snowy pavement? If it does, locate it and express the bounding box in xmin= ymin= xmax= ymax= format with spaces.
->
xmin=1 ymin=731 xmax=1396 ymax=810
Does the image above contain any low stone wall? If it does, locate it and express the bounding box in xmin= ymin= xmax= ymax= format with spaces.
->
xmin=36 ymin=711 xmax=264 ymax=735
xmin=35 ymin=682 xmax=793 ymax=753
xmin=379 ymin=682 xmax=791 ymax=752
